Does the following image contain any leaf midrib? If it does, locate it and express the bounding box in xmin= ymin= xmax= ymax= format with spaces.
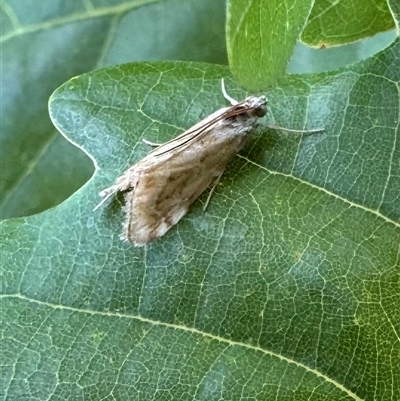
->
xmin=1 ymin=293 xmax=364 ymax=401
xmin=238 ymin=154 xmax=400 ymax=228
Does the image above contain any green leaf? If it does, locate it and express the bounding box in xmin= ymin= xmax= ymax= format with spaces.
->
xmin=289 ymin=30 xmax=397 ymax=74
xmin=301 ymin=0 xmax=395 ymax=47
xmin=226 ymin=0 xmax=397 ymax=90
xmin=0 ymin=0 xmax=227 ymax=219
xmin=227 ymin=0 xmax=315 ymax=90
xmin=2 ymin=26 xmax=400 ymax=399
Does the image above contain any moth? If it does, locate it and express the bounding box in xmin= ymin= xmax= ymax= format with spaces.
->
xmin=95 ymin=80 xmax=321 ymax=246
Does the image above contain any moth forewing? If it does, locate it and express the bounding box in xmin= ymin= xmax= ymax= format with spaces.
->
xmin=96 ymin=87 xmax=268 ymax=246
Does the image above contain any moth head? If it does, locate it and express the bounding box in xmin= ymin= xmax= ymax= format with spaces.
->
xmin=247 ymin=95 xmax=268 ymax=118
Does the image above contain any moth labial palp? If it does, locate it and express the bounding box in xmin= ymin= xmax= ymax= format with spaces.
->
xmin=95 ymin=79 xmax=322 ymax=246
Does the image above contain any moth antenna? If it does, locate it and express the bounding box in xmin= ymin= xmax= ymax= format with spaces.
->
xmin=266 ymin=124 xmax=324 ymax=135
xmin=221 ymin=78 xmax=238 ymax=106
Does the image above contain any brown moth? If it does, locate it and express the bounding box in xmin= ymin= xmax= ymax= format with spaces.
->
xmin=95 ymin=80 xmax=320 ymax=246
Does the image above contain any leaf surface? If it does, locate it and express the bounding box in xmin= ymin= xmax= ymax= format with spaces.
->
xmin=2 ymin=33 xmax=399 ymax=399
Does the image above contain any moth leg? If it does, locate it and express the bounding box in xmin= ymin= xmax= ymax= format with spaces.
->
xmin=266 ymin=123 xmax=324 ymax=135
xmin=142 ymin=138 xmax=164 ymax=147
xmin=203 ymin=173 xmax=223 ymax=211
xmin=221 ymin=79 xmax=238 ymax=106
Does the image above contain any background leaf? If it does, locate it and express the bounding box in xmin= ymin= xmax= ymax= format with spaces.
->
xmin=227 ymin=0 xmax=315 ymax=91
xmin=289 ymin=29 xmax=397 ymax=74
xmin=301 ymin=0 xmax=394 ymax=47
xmin=0 ymin=0 xmax=227 ymax=219
xmin=227 ymin=0 xmax=397 ymax=91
